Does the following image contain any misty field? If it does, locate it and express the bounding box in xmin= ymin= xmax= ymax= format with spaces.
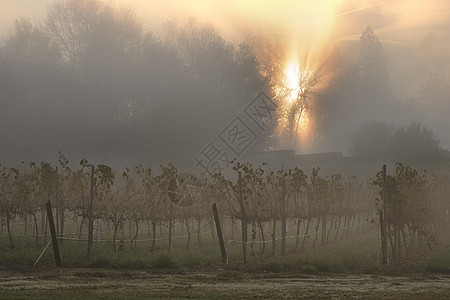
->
xmin=1 ymin=157 xmax=450 ymax=299
xmin=1 ymin=205 xmax=450 ymax=299
xmin=1 ymin=233 xmax=450 ymax=299
xmin=2 ymin=0 xmax=450 ymax=298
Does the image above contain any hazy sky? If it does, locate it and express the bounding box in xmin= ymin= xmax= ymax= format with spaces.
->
xmin=1 ymin=0 xmax=449 ymax=160
xmin=1 ymin=0 xmax=449 ymax=97
xmin=2 ymin=0 xmax=449 ymax=44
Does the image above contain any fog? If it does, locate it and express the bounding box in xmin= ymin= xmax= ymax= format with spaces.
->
xmin=1 ymin=0 xmax=449 ymax=171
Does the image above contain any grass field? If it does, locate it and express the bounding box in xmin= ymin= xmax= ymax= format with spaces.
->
xmin=1 ymin=216 xmax=450 ymax=299
xmin=0 ymin=218 xmax=383 ymax=272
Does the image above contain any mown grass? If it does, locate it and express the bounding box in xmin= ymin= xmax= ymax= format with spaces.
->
xmin=244 ymin=232 xmax=380 ymax=274
xmin=1 ymin=220 xmax=449 ymax=275
xmin=2 ymin=221 xmax=450 ymax=300
xmin=0 ymin=234 xmax=233 ymax=271
xmin=421 ymin=244 xmax=450 ymax=274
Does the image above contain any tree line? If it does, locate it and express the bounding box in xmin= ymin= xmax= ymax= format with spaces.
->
xmin=0 ymin=0 xmax=268 ymax=168
xmin=2 ymin=1 xmax=448 ymax=167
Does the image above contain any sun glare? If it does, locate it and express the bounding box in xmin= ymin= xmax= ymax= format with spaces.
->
xmin=285 ymin=61 xmax=300 ymax=103
xmin=297 ymin=109 xmax=311 ymax=135
xmin=277 ymin=55 xmax=320 ymax=147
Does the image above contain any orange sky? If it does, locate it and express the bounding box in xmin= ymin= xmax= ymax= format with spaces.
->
xmin=1 ymin=0 xmax=449 ymax=95
xmin=2 ymin=0 xmax=448 ymax=47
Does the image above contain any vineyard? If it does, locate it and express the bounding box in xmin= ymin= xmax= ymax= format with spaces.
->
xmin=1 ymin=153 xmax=449 ymax=271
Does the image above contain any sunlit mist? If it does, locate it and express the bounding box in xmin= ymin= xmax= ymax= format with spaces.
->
xmin=284 ymin=61 xmax=300 ymax=104
xmin=1 ymin=0 xmax=450 ymax=162
xmin=271 ymin=51 xmax=328 ymax=152
xmin=281 ymin=59 xmax=315 ymax=138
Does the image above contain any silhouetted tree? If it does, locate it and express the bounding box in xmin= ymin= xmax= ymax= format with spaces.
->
xmin=313 ymin=26 xmax=396 ymax=152
xmin=358 ymin=26 xmax=389 ymax=84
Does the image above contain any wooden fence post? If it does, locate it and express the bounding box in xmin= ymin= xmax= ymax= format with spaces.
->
xmin=212 ymin=203 xmax=228 ymax=264
xmin=238 ymin=171 xmax=247 ymax=264
xmin=381 ymin=164 xmax=388 ymax=266
xmin=46 ymin=201 xmax=61 ymax=267
xmin=87 ymin=165 xmax=95 ymax=257
xmin=168 ymin=203 xmax=173 ymax=251
xmin=281 ymin=174 xmax=286 ymax=256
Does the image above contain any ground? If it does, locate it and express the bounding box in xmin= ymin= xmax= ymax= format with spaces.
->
xmin=0 ymin=268 xmax=449 ymax=299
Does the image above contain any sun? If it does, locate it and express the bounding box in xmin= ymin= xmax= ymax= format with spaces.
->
xmin=271 ymin=51 xmax=327 ymax=152
xmin=285 ymin=61 xmax=300 ymax=104
xmin=280 ymin=59 xmax=314 ymax=137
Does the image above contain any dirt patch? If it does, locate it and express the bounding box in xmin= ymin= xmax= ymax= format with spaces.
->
xmin=0 ymin=268 xmax=449 ymax=299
